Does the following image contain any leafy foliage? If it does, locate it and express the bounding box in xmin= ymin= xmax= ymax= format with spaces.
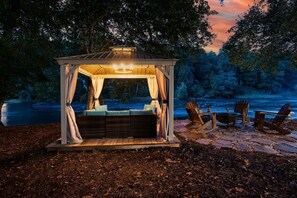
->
xmin=223 ymin=0 xmax=297 ymax=70
xmin=175 ymin=51 xmax=297 ymax=99
xmin=109 ymin=0 xmax=217 ymax=56
xmin=102 ymin=79 xmax=149 ymax=102
xmin=59 ymin=0 xmax=217 ymax=56
xmin=0 ymin=0 xmax=218 ymax=105
xmin=2 ymin=0 xmax=295 ymax=109
xmin=0 ymin=0 xmax=63 ymax=102
xmin=176 ymin=83 xmax=189 ymax=99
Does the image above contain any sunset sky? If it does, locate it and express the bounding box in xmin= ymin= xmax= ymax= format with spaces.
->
xmin=204 ymin=0 xmax=255 ymax=53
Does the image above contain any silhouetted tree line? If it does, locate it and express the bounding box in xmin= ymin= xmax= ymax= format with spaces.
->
xmin=224 ymin=0 xmax=297 ymax=70
xmin=26 ymin=49 xmax=297 ymax=102
xmin=0 ymin=0 xmax=220 ymax=125
xmin=175 ymin=51 xmax=297 ymax=99
xmin=1 ymin=0 xmax=297 ymax=125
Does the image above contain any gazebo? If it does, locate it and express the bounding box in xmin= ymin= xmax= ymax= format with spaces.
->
xmin=51 ymin=46 xmax=178 ymax=150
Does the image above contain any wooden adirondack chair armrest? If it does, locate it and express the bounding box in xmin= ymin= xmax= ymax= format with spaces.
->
xmin=275 ymin=114 xmax=290 ymax=117
xmin=200 ymin=112 xmax=211 ymax=116
xmin=255 ymin=110 xmax=277 ymax=115
xmin=261 ymin=111 xmax=293 ymax=119
xmin=200 ymin=112 xmax=216 ymax=116
xmin=258 ymin=113 xmax=289 ymax=118
xmin=200 ymin=112 xmax=216 ymax=120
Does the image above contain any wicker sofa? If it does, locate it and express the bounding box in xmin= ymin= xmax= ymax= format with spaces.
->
xmin=77 ymin=108 xmax=157 ymax=139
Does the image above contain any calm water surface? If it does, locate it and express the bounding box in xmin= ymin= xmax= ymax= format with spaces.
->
xmin=2 ymin=98 xmax=297 ymax=126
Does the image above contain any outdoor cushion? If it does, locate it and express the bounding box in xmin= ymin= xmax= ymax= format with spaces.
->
xmin=86 ymin=111 xmax=106 ymax=116
xmin=130 ymin=109 xmax=153 ymax=115
xmin=95 ymin=105 xmax=108 ymax=111
xmin=106 ymin=110 xmax=130 ymax=116
xmin=83 ymin=109 xmax=95 ymax=115
xmin=144 ymin=104 xmax=156 ymax=112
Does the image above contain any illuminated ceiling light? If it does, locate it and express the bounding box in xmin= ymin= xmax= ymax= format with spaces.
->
xmin=112 ymin=64 xmax=119 ymax=71
xmin=110 ymin=46 xmax=136 ymax=52
xmin=113 ymin=64 xmax=134 ymax=74
xmin=128 ymin=64 xmax=133 ymax=70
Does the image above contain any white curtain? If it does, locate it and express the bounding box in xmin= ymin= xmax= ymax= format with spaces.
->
xmin=91 ymin=77 xmax=104 ymax=107
xmin=147 ymin=77 xmax=161 ymax=116
xmin=65 ymin=66 xmax=83 ymax=144
xmin=156 ymin=67 xmax=169 ymax=138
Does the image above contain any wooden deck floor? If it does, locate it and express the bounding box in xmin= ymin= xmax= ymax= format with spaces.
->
xmin=46 ymin=137 xmax=180 ymax=151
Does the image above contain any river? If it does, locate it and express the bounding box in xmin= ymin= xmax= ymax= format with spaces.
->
xmin=1 ymin=98 xmax=297 ymax=126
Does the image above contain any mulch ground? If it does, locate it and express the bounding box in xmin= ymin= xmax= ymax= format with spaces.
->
xmin=0 ymin=123 xmax=297 ymax=197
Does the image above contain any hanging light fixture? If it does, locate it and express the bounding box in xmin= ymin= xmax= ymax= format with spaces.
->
xmin=113 ymin=64 xmax=133 ymax=74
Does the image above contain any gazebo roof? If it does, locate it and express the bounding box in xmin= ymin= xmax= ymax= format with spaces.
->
xmin=56 ymin=46 xmax=178 ymax=66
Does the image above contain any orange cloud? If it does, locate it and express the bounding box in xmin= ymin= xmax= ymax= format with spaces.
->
xmin=205 ymin=0 xmax=255 ymax=53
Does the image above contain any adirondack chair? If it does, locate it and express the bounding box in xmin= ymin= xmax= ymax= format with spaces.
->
xmin=234 ymin=100 xmax=250 ymax=126
xmin=185 ymin=100 xmax=202 ymax=113
xmin=185 ymin=101 xmax=217 ymax=132
xmin=254 ymin=103 xmax=291 ymax=135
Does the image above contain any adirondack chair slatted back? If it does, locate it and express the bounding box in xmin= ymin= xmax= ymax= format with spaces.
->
xmin=271 ymin=103 xmax=291 ymax=126
xmin=234 ymin=100 xmax=249 ymax=115
xmin=186 ymin=101 xmax=204 ymax=125
xmin=186 ymin=101 xmax=198 ymax=109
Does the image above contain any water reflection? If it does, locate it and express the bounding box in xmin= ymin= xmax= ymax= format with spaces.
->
xmin=1 ymin=98 xmax=297 ymax=126
xmin=1 ymin=102 xmax=61 ymax=126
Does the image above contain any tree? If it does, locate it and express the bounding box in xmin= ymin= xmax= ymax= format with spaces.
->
xmin=0 ymin=0 xmax=63 ymax=126
xmin=0 ymin=0 xmax=222 ymax=126
xmin=190 ymin=84 xmax=205 ymax=98
xmin=176 ymin=83 xmax=188 ymax=99
xmin=109 ymin=0 xmax=217 ymax=56
xmin=202 ymin=52 xmax=237 ymax=98
xmin=61 ymin=0 xmax=218 ymax=56
xmin=31 ymin=68 xmax=60 ymax=102
xmin=61 ymin=0 xmax=115 ymax=54
xmin=223 ymin=0 xmax=297 ymax=70
xmin=177 ymin=64 xmax=195 ymax=89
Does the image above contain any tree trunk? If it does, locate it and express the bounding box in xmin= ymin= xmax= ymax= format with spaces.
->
xmin=89 ymin=26 xmax=95 ymax=53
xmin=0 ymin=100 xmax=4 ymax=127
xmin=135 ymin=83 xmax=139 ymax=96
xmin=83 ymin=31 xmax=89 ymax=54
xmin=87 ymin=78 xmax=94 ymax=110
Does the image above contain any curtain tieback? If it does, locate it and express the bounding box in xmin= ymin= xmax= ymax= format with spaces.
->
xmin=152 ymin=98 xmax=158 ymax=100
xmin=162 ymin=100 xmax=168 ymax=103
xmin=66 ymin=102 xmax=71 ymax=106
xmin=94 ymin=98 xmax=99 ymax=100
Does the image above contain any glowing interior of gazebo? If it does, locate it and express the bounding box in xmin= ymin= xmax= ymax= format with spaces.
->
xmin=55 ymin=47 xmax=178 ymax=145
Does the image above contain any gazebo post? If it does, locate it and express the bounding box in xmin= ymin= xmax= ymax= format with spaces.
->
xmin=168 ymin=65 xmax=174 ymax=141
xmin=60 ymin=64 xmax=67 ymax=144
